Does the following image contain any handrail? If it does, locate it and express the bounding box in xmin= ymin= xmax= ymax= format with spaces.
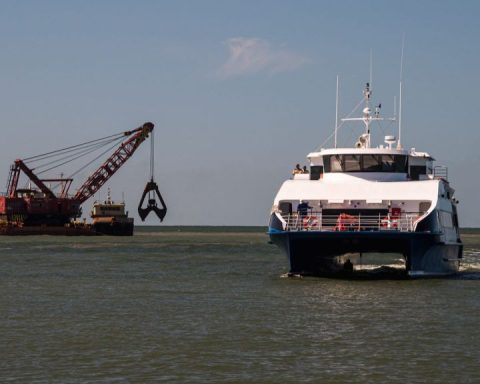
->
xmin=433 ymin=166 xmax=448 ymax=181
xmin=281 ymin=211 xmax=423 ymax=232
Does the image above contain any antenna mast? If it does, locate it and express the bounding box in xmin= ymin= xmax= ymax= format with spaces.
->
xmin=341 ymin=81 xmax=395 ymax=148
xmin=339 ymin=52 xmax=395 ymax=149
xmin=398 ymin=34 xmax=405 ymax=149
xmin=370 ymin=49 xmax=373 ymax=90
xmin=364 ymin=82 xmax=372 ymax=148
xmin=334 ymin=75 xmax=339 ymax=148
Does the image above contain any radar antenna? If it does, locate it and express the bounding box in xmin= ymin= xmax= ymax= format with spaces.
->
xmin=341 ymin=82 xmax=395 ymax=148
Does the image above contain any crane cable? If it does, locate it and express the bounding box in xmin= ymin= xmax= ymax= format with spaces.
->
xmin=23 ymin=132 xmax=125 ymax=162
xmin=23 ymin=132 xmax=125 ymax=191
xmin=34 ymin=137 xmax=124 ymax=174
xmin=148 ymin=130 xmax=155 ymax=200
xmin=33 ymin=137 xmax=125 ymax=192
xmin=137 ymin=127 xmax=167 ymax=222
xmin=150 ymin=129 xmax=154 ymax=180
xmin=68 ymin=138 xmax=126 ymax=179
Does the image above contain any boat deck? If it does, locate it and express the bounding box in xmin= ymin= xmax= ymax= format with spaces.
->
xmin=280 ymin=211 xmax=422 ymax=232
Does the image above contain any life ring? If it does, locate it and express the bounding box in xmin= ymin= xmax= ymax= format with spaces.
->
xmin=302 ymin=215 xmax=318 ymax=229
xmin=335 ymin=213 xmax=358 ymax=231
xmin=381 ymin=216 xmax=398 ymax=229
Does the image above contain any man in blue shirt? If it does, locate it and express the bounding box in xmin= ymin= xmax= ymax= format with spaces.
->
xmin=297 ymin=200 xmax=311 ymax=218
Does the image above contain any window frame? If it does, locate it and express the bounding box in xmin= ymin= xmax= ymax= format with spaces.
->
xmin=323 ymin=154 xmax=408 ymax=173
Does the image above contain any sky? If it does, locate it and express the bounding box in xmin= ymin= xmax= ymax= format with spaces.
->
xmin=0 ymin=0 xmax=479 ymax=226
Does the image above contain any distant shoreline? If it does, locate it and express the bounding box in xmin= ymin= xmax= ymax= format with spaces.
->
xmin=134 ymin=225 xmax=268 ymax=233
xmin=134 ymin=225 xmax=480 ymax=233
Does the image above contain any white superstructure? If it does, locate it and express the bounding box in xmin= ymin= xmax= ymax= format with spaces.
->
xmin=268 ymin=82 xmax=462 ymax=277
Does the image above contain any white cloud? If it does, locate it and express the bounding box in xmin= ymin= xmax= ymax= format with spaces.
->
xmin=219 ymin=37 xmax=307 ymax=78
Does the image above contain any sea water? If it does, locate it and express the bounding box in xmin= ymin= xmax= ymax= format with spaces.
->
xmin=0 ymin=227 xmax=479 ymax=383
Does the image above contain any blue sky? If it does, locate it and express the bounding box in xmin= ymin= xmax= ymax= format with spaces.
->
xmin=0 ymin=1 xmax=479 ymax=226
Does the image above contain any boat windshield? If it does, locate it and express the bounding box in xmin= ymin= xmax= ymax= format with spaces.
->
xmin=323 ymin=154 xmax=407 ymax=173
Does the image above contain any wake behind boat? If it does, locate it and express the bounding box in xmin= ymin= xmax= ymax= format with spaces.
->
xmin=268 ymin=81 xmax=462 ymax=277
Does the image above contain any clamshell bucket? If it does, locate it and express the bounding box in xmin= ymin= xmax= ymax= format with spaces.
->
xmin=138 ymin=179 xmax=167 ymax=221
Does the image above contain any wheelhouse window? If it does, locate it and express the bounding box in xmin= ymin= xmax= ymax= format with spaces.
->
xmin=410 ymin=165 xmax=427 ymax=180
xmin=323 ymin=154 xmax=407 ymax=173
xmin=362 ymin=155 xmax=382 ymax=171
xmin=327 ymin=155 xmax=343 ymax=172
xmin=343 ymin=155 xmax=361 ymax=172
xmin=310 ymin=166 xmax=323 ymax=180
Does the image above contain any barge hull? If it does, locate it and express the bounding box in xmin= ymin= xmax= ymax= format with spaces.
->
xmin=0 ymin=226 xmax=99 ymax=236
xmin=0 ymin=224 xmax=133 ymax=236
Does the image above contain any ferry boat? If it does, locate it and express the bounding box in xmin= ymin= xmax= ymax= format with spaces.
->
xmin=90 ymin=190 xmax=134 ymax=236
xmin=268 ymin=82 xmax=462 ymax=277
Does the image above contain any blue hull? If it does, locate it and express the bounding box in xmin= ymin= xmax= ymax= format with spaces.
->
xmin=268 ymin=229 xmax=462 ymax=277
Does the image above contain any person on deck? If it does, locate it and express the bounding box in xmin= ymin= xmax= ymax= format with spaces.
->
xmin=292 ymin=164 xmax=302 ymax=175
xmin=297 ymin=200 xmax=312 ymax=218
xmin=302 ymin=165 xmax=309 ymax=174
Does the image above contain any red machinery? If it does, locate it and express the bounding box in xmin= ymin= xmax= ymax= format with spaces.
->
xmin=0 ymin=122 xmax=166 ymax=227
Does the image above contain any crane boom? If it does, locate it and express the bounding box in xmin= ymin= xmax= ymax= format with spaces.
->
xmin=74 ymin=122 xmax=154 ymax=204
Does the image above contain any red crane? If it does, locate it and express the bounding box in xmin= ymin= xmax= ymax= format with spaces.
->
xmin=0 ymin=122 xmax=166 ymax=227
xmin=73 ymin=122 xmax=154 ymax=204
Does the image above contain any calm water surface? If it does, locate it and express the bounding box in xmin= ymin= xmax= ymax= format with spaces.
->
xmin=1 ymin=227 xmax=479 ymax=383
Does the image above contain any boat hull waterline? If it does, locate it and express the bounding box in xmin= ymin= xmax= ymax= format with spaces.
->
xmin=269 ymin=228 xmax=462 ymax=277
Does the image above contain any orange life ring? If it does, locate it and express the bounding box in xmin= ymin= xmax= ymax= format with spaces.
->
xmin=335 ymin=213 xmax=358 ymax=231
xmin=302 ymin=215 xmax=318 ymax=229
xmin=381 ymin=216 xmax=398 ymax=229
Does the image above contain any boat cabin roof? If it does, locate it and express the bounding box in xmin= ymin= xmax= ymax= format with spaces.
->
xmin=307 ymin=147 xmax=434 ymax=160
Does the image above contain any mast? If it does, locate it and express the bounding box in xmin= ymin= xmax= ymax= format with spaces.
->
xmin=397 ymin=34 xmax=405 ymax=149
xmin=334 ymin=75 xmax=339 ymax=148
xmin=363 ymin=82 xmax=372 ymax=148
xmin=341 ymin=82 xmax=395 ymax=148
xmin=370 ymin=49 xmax=373 ymax=91
xmin=398 ymin=81 xmax=403 ymax=149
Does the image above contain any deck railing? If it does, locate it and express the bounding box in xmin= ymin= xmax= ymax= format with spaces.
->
xmin=433 ymin=166 xmax=448 ymax=181
xmin=281 ymin=212 xmax=422 ymax=232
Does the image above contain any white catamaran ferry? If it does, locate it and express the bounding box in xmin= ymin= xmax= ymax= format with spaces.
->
xmin=268 ymin=82 xmax=462 ymax=277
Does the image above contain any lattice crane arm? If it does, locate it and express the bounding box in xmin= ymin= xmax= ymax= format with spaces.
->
xmin=73 ymin=122 xmax=154 ymax=204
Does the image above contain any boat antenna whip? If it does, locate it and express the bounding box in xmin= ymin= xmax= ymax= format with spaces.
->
xmin=137 ymin=127 xmax=167 ymax=222
xmin=397 ymin=34 xmax=405 ymax=149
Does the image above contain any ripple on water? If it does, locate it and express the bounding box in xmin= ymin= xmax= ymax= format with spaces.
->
xmin=0 ymin=229 xmax=479 ymax=383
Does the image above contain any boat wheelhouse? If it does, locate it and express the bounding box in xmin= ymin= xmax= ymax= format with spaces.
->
xmin=90 ymin=189 xmax=134 ymax=236
xmin=268 ymin=82 xmax=462 ymax=277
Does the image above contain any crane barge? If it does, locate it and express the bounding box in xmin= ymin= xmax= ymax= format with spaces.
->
xmin=0 ymin=122 xmax=166 ymax=235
